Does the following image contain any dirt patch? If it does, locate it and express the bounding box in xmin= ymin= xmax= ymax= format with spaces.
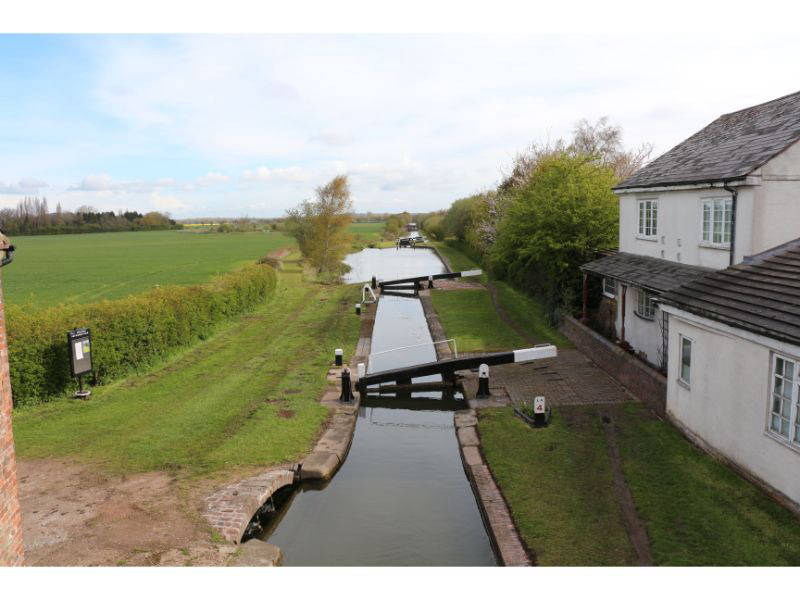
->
xmin=602 ymin=416 xmax=654 ymax=565
xmin=430 ymin=279 xmax=485 ymax=291
xmin=277 ymin=409 xmax=296 ymax=419
xmin=17 ymin=459 xmax=236 ymax=566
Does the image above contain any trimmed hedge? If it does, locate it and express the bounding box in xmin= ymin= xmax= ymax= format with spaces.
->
xmin=7 ymin=263 xmax=277 ymax=407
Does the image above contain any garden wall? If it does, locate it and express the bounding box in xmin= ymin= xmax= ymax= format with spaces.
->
xmin=8 ymin=263 xmax=277 ymax=406
xmin=560 ymin=315 xmax=666 ymax=416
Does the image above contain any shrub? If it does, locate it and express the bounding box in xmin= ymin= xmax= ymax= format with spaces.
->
xmin=7 ymin=263 xmax=277 ymax=406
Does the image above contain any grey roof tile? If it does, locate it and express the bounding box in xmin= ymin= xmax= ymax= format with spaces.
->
xmin=580 ymin=252 xmax=713 ymax=293
xmin=660 ymin=238 xmax=800 ymax=345
xmin=616 ymin=90 xmax=800 ymax=190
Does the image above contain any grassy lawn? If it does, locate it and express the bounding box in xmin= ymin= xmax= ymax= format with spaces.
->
xmin=430 ymin=289 xmax=527 ymax=352
xmin=492 ymin=281 xmax=572 ymax=348
xmin=5 ymin=229 xmax=294 ymax=308
xmin=479 ymin=407 xmax=637 ymax=565
xmin=479 ymin=404 xmax=800 ymax=565
xmin=614 ymin=403 xmax=800 ymax=565
xmin=428 ymin=240 xmax=487 ymax=283
xmin=12 ymin=263 xmax=361 ymax=476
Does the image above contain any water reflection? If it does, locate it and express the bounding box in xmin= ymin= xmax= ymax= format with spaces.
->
xmin=258 ymin=248 xmax=496 ymax=566
xmin=343 ymin=247 xmax=446 ymax=284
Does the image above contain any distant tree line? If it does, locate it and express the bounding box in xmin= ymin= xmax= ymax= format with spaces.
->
xmin=0 ymin=197 xmax=181 ymax=236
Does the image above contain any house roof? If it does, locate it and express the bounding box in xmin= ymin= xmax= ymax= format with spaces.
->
xmin=580 ymin=252 xmax=713 ymax=293
xmin=660 ymin=238 xmax=800 ymax=346
xmin=615 ymin=90 xmax=800 ymax=190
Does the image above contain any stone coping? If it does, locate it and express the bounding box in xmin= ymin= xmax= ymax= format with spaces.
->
xmin=454 ymin=408 xmax=532 ymax=566
xmin=203 ymin=299 xmax=376 ymax=547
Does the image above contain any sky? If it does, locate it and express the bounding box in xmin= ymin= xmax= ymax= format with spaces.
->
xmin=2 ymin=33 xmax=800 ymax=218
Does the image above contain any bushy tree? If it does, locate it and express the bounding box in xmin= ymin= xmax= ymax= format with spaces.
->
xmin=285 ymin=175 xmax=353 ymax=274
xmin=490 ymin=152 xmax=619 ymax=320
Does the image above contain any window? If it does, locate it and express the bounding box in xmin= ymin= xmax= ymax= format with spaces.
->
xmin=635 ymin=288 xmax=656 ymax=319
xmin=702 ymin=198 xmax=732 ymax=245
xmin=679 ymin=335 xmax=692 ymax=385
xmin=770 ymin=354 xmax=800 ymax=446
xmin=603 ymin=278 xmax=617 ymax=298
xmin=638 ymin=199 xmax=658 ymax=237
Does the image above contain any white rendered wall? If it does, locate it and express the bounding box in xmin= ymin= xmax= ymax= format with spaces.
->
xmin=618 ymin=186 xmax=755 ymax=268
xmin=613 ymin=284 xmax=664 ymax=369
xmin=665 ymin=313 xmax=800 ymax=506
xmin=753 ymin=139 xmax=800 ymax=255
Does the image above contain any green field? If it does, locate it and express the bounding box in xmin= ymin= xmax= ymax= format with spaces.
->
xmin=3 ymin=230 xmax=294 ymax=308
xmin=13 ymin=260 xmax=361 ymax=475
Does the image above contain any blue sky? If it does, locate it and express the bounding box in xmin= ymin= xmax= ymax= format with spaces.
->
xmin=2 ymin=34 xmax=800 ymax=218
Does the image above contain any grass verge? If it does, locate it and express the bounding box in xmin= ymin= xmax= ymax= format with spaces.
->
xmin=12 ymin=263 xmax=361 ymax=477
xmin=429 ymin=289 xmax=527 ymax=352
xmin=614 ymin=403 xmax=800 ymax=565
xmin=478 ymin=407 xmax=636 ymax=565
xmin=479 ymin=403 xmax=800 ymax=565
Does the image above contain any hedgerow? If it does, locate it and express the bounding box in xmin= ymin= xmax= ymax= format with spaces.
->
xmin=7 ymin=263 xmax=277 ymax=406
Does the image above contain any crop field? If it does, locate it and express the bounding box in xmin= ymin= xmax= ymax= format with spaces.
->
xmin=2 ymin=229 xmax=295 ymax=308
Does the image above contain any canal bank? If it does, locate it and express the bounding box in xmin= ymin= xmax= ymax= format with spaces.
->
xmin=250 ymin=247 xmax=498 ymax=565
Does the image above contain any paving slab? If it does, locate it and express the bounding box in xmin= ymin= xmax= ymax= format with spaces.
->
xmin=457 ymin=426 xmax=480 ymax=447
xmin=300 ymin=451 xmax=339 ymax=480
xmin=461 ymin=445 xmax=483 ymax=467
xmin=233 ymin=539 xmax=282 ymax=566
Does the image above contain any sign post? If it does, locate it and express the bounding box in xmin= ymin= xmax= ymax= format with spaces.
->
xmin=67 ymin=328 xmax=93 ymax=398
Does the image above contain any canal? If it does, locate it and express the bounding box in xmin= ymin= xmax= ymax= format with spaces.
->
xmin=257 ymin=247 xmax=497 ymax=566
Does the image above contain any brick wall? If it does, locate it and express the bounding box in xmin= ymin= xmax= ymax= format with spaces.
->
xmin=0 ymin=269 xmax=24 ymax=566
xmin=560 ymin=315 xmax=666 ymax=416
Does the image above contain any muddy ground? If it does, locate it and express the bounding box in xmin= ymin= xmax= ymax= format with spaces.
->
xmin=17 ymin=459 xmax=238 ymax=566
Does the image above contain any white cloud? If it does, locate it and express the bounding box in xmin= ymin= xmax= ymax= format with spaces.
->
xmin=0 ymin=178 xmax=49 ymax=194
xmin=69 ymin=174 xmax=176 ymax=193
xmin=148 ymin=191 xmax=187 ymax=213
xmin=309 ymin=130 xmax=354 ymax=147
xmin=241 ymin=166 xmax=309 ymax=183
xmin=196 ymin=172 xmax=229 ymax=186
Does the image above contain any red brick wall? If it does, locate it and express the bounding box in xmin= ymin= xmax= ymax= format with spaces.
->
xmin=0 ymin=270 xmax=24 ymax=566
xmin=561 ymin=315 xmax=666 ymax=416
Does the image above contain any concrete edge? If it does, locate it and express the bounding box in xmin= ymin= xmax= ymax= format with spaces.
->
xmin=203 ymin=294 xmax=377 ymax=549
xmin=453 ymin=408 xmax=532 ymax=566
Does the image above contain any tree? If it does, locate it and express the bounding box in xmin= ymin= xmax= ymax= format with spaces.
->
xmin=490 ymin=152 xmax=619 ymax=320
xmin=285 ymin=175 xmax=353 ymax=274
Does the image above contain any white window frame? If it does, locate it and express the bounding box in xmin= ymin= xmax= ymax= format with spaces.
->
xmin=767 ymin=353 xmax=800 ymax=449
xmin=603 ymin=277 xmax=617 ymax=298
xmin=634 ymin=287 xmax=656 ymax=320
xmin=678 ymin=335 xmax=693 ymax=387
xmin=637 ymin=198 xmax=658 ymax=239
xmin=701 ymin=197 xmax=733 ymax=247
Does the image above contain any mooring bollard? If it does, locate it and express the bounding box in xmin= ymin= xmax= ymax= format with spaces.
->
xmin=476 ymin=363 xmax=490 ymax=399
xmin=534 ymin=396 xmax=549 ymax=427
xmin=371 ymin=275 xmax=377 ymax=290
xmin=428 ymin=275 xmax=434 ymax=289
xmin=355 ymin=303 xmax=361 ymax=316
xmin=334 ymin=348 xmax=343 ymax=366
xmin=340 ymin=368 xmax=355 ymax=402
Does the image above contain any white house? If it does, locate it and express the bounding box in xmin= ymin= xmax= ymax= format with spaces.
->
xmin=659 ymin=239 xmax=800 ymax=509
xmin=581 ymin=90 xmax=800 ymax=371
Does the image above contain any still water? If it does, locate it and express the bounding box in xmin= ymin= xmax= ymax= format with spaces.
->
xmin=259 ymin=248 xmax=497 ymax=565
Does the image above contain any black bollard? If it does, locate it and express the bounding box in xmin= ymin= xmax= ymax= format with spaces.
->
xmin=340 ymin=368 xmax=355 ymax=402
xmin=355 ymin=303 xmax=361 ymax=316
xmin=335 ymin=348 xmax=343 ymax=366
xmin=476 ymin=363 xmax=490 ymax=399
xmin=371 ymin=275 xmax=377 ymax=290
xmin=428 ymin=275 xmax=434 ymax=289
